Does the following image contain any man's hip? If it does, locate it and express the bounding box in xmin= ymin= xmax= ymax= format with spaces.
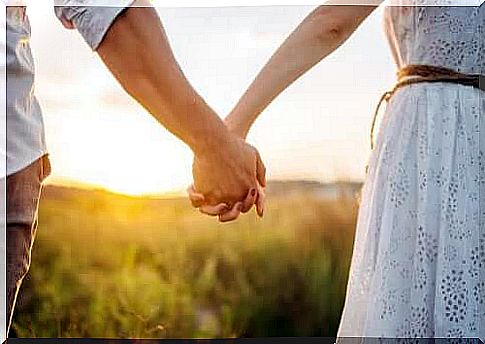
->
xmin=5 ymin=155 xmax=50 ymax=335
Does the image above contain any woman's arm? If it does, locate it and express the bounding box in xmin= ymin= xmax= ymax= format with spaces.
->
xmin=225 ymin=3 xmax=380 ymax=138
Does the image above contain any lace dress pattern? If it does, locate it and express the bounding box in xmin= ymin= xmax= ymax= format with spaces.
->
xmin=337 ymin=3 xmax=484 ymax=339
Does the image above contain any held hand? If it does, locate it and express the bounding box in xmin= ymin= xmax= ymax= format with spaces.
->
xmin=187 ymin=182 xmax=265 ymax=222
xmin=191 ymin=135 xmax=266 ymax=212
xmin=218 ymin=182 xmax=265 ymax=222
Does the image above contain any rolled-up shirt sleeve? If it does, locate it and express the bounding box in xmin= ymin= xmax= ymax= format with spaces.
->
xmin=54 ymin=0 xmax=135 ymax=50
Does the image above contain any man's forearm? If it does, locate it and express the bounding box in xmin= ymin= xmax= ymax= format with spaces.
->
xmin=96 ymin=3 xmax=230 ymax=155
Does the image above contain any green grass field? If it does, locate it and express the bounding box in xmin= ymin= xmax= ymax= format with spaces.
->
xmin=13 ymin=183 xmax=359 ymax=339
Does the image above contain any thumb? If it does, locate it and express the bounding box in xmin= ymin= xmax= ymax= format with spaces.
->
xmin=256 ymin=151 xmax=267 ymax=187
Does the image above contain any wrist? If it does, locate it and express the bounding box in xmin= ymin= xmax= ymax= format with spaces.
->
xmin=224 ymin=114 xmax=249 ymax=139
xmin=190 ymin=120 xmax=234 ymax=157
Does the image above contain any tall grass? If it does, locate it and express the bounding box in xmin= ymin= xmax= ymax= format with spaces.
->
xmin=13 ymin=185 xmax=358 ymax=339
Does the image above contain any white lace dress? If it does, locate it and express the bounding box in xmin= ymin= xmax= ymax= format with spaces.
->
xmin=337 ymin=3 xmax=484 ymax=339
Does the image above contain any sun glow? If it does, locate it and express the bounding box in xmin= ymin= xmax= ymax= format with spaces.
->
xmin=43 ymin=105 xmax=194 ymax=196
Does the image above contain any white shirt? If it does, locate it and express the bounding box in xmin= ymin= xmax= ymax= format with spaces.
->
xmin=4 ymin=1 xmax=133 ymax=177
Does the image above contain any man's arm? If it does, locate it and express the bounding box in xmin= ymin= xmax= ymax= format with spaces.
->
xmin=55 ymin=0 xmax=229 ymax=154
xmin=54 ymin=0 xmax=265 ymax=209
xmin=96 ymin=4 xmax=229 ymax=155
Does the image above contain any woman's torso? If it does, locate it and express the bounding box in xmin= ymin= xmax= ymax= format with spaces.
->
xmin=384 ymin=2 xmax=484 ymax=75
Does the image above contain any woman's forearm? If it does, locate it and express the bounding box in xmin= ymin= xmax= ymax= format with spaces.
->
xmin=226 ymin=4 xmax=378 ymax=138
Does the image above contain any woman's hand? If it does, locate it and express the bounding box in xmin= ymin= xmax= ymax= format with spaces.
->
xmin=187 ymin=181 xmax=265 ymax=222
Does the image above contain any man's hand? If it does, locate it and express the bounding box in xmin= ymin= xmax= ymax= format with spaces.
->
xmin=192 ymin=135 xmax=266 ymax=211
xmin=188 ymin=120 xmax=267 ymax=222
xmin=91 ymin=3 xmax=266 ymax=222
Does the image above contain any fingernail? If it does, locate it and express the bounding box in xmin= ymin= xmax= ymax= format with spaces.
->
xmin=251 ymin=189 xmax=256 ymax=197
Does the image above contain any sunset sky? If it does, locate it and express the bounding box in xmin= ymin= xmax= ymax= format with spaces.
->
xmin=26 ymin=2 xmax=397 ymax=196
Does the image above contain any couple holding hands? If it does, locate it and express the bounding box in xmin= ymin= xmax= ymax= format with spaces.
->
xmin=6 ymin=0 xmax=484 ymax=339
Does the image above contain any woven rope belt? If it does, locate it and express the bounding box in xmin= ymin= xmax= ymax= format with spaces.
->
xmin=370 ymin=64 xmax=485 ymax=150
